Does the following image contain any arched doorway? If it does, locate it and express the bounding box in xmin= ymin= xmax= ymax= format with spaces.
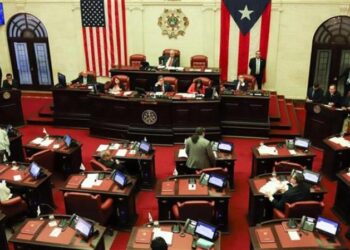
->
xmin=7 ymin=13 xmax=53 ymax=90
xmin=308 ymin=16 xmax=350 ymax=96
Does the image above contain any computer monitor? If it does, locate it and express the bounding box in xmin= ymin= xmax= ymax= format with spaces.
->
xmin=217 ymin=141 xmax=233 ymax=153
xmin=0 ymin=3 xmax=5 ymax=26
xmin=63 ymin=134 xmax=72 ymax=147
xmin=75 ymin=216 xmax=93 ymax=240
xmin=315 ymin=216 xmax=340 ymax=239
xmin=303 ymin=169 xmax=321 ymax=185
xmin=57 ymin=73 xmax=66 ymax=87
xmin=135 ymin=87 xmax=146 ymax=96
xmin=29 ymin=162 xmax=41 ymax=179
xmin=223 ymin=83 xmax=235 ymax=90
xmin=204 ymin=87 xmax=213 ymax=99
xmin=194 ymin=220 xmax=217 ymax=241
xmin=139 ymin=140 xmax=151 ymax=154
xmin=294 ymin=137 xmax=310 ymax=150
xmin=113 ymin=170 xmax=127 ymax=188
xmin=208 ymin=173 xmax=226 ymax=189
xmin=140 ymin=61 xmax=150 ymax=70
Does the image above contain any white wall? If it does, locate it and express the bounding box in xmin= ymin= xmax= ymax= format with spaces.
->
xmin=0 ymin=0 xmax=349 ymax=98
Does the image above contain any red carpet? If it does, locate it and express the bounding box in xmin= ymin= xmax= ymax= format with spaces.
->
xmin=11 ymin=98 xmax=350 ymax=249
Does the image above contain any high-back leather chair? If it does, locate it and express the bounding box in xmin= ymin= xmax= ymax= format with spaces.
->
xmin=172 ymin=200 xmax=215 ymax=222
xmin=192 ymin=77 xmax=212 ymax=88
xmin=129 ymin=54 xmax=146 ymax=67
xmin=163 ymin=76 xmax=178 ymax=92
xmin=190 ymin=55 xmax=208 ymax=68
xmin=196 ymin=167 xmax=228 ymax=176
xmin=273 ymin=201 xmax=325 ymax=219
xmin=105 ymin=75 xmax=130 ymax=91
xmin=241 ymin=74 xmax=256 ymax=90
xmin=80 ymin=71 xmax=97 ymax=82
xmin=160 ymin=49 xmax=180 ymax=65
xmin=274 ymin=161 xmax=305 ymax=173
xmin=26 ymin=149 xmax=55 ymax=173
xmin=64 ymin=192 xmax=113 ymax=225
xmin=90 ymin=159 xmax=112 ymax=171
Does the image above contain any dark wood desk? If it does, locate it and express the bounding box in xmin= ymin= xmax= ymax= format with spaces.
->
xmin=0 ymin=213 xmax=8 ymax=250
xmin=93 ymin=140 xmax=156 ymax=189
xmin=333 ymin=170 xmax=350 ymax=224
xmin=127 ymin=221 xmax=221 ymax=250
xmin=251 ymin=141 xmax=316 ymax=177
xmin=249 ymin=219 xmax=347 ymax=249
xmin=174 ymin=147 xmax=237 ymax=190
xmin=304 ymin=103 xmax=347 ymax=148
xmin=10 ymin=215 xmax=106 ymax=250
xmin=248 ymin=173 xmax=327 ymax=226
xmin=24 ymin=135 xmax=82 ymax=176
xmin=155 ymin=176 xmax=231 ymax=232
xmin=60 ymin=171 xmax=138 ymax=229
xmin=7 ymin=127 xmax=24 ymax=162
xmin=0 ymin=90 xmax=24 ymax=126
xmin=0 ymin=163 xmax=54 ymax=212
xmin=321 ymin=135 xmax=350 ymax=179
xmin=220 ymin=93 xmax=270 ymax=137
xmin=110 ymin=66 xmax=220 ymax=92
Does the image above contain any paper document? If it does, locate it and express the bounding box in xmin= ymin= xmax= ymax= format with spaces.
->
xmin=288 ymin=149 xmax=297 ymax=155
xmin=109 ymin=143 xmax=120 ymax=150
xmin=257 ymin=145 xmax=278 ymax=155
xmin=178 ymin=149 xmax=188 ymax=158
xmin=213 ymin=151 xmax=218 ymax=158
xmin=40 ymin=139 xmax=54 ymax=147
xmin=123 ymin=91 xmax=133 ymax=96
xmin=49 ymin=227 xmax=62 ymax=238
xmin=152 ymin=228 xmax=173 ymax=245
xmin=204 ymin=69 xmax=213 ymax=72
xmin=81 ymin=173 xmax=98 ymax=188
xmin=116 ymin=149 xmax=128 ymax=157
xmin=96 ymin=144 xmax=109 ymax=152
xmin=93 ymin=180 xmax=103 ymax=186
xmin=259 ymin=179 xmax=288 ymax=196
xmin=329 ymin=137 xmax=350 ymax=147
xmin=31 ymin=137 xmax=44 ymax=144
xmin=288 ymin=231 xmax=300 ymax=241
xmin=13 ymin=175 xmax=22 ymax=181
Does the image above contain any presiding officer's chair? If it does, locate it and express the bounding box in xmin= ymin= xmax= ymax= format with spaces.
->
xmin=159 ymin=49 xmax=180 ymax=65
xmin=241 ymin=74 xmax=257 ymax=90
xmin=105 ymin=75 xmax=130 ymax=91
xmin=274 ymin=161 xmax=305 ymax=173
xmin=64 ymin=192 xmax=113 ymax=226
xmin=192 ymin=77 xmax=212 ymax=88
xmin=90 ymin=159 xmax=112 ymax=171
xmin=0 ymin=196 xmax=28 ymax=232
xmin=26 ymin=149 xmax=55 ymax=173
xmin=273 ymin=201 xmax=325 ymax=219
xmin=79 ymin=71 xmax=97 ymax=82
xmin=190 ymin=55 xmax=208 ymax=68
xmin=163 ymin=76 xmax=178 ymax=92
xmin=129 ymin=54 xmax=146 ymax=67
xmin=172 ymin=200 xmax=215 ymax=223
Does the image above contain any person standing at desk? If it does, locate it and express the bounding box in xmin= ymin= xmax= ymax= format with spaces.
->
xmin=306 ymin=83 xmax=324 ymax=103
xmin=153 ymin=75 xmax=173 ymax=92
xmin=184 ymin=127 xmax=216 ymax=174
xmin=233 ymin=75 xmax=249 ymax=92
xmin=323 ymin=84 xmax=342 ymax=108
xmin=2 ymin=73 xmax=19 ymax=90
xmin=266 ymin=171 xmax=310 ymax=211
xmin=0 ymin=128 xmax=10 ymax=163
xmin=161 ymin=50 xmax=179 ymax=68
xmin=249 ymin=50 xmax=266 ymax=90
xmin=187 ymin=78 xmax=205 ymax=94
xmin=71 ymin=71 xmax=95 ymax=85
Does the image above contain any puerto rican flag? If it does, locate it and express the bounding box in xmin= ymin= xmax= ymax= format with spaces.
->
xmin=219 ymin=0 xmax=271 ymax=82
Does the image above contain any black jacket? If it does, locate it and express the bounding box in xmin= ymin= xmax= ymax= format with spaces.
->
xmin=307 ymin=87 xmax=324 ymax=103
xmin=71 ymin=75 xmax=95 ymax=84
xmin=2 ymin=79 xmax=19 ymax=90
xmin=323 ymin=91 xmax=342 ymax=107
xmin=249 ymin=58 xmax=266 ymax=76
xmin=232 ymin=80 xmax=249 ymax=92
xmin=272 ymin=183 xmax=310 ymax=211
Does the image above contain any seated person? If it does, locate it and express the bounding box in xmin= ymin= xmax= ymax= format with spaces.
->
xmin=71 ymin=71 xmax=95 ymax=85
xmin=233 ymin=75 xmax=249 ymax=92
xmin=341 ymin=90 xmax=350 ymax=135
xmin=323 ymin=84 xmax=342 ymax=107
xmin=306 ymin=83 xmax=324 ymax=103
xmin=2 ymin=73 xmax=19 ymax=90
xmin=0 ymin=181 xmax=12 ymax=202
xmin=151 ymin=237 xmax=168 ymax=250
xmin=187 ymin=79 xmax=206 ymax=94
xmin=106 ymin=77 xmax=125 ymax=93
xmin=266 ymin=171 xmax=310 ymax=212
xmin=160 ymin=49 xmax=179 ymax=67
xmin=0 ymin=127 xmax=10 ymax=163
xmin=99 ymin=150 xmax=126 ymax=172
xmin=153 ymin=75 xmax=173 ymax=92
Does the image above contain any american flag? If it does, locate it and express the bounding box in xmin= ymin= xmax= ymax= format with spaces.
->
xmin=219 ymin=0 xmax=271 ymax=82
xmin=81 ymin=0 xmax=127 ymax=77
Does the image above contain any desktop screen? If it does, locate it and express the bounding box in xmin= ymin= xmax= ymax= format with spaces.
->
xmin=0 ymin=3 xmax=4 ymax=25
xmin=303 ymin=169 xmax=321 ymax=184
xmin=113 ymin=170 xmax=126 ymax=187
xmin=58 ymin=73 xmax=66 ymax=86
xmin=194 ymin=220 xmax=216 ymax=241
xmin=315 ymin=216 xmax=339 ymax=237
xmin=29 ymin=162 xmax=41 ymax=179
xmin=218 ymin=141 xmax=233 ymax=153
xmin=294 ymin=137 xmax=310 ymax=149
xmin=75 ymin=217 xmax=92 ymax=238
xmin=208 ymin=174 xmax=225 ymax=188
xmin=139 ymin=140 xmax=151 ymax=153
xmin=63 ymin=134 xmax=72 ymax=147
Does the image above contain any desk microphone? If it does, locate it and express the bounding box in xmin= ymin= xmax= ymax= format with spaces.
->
xmin=180 ymin=219 xmax=190 ymax=237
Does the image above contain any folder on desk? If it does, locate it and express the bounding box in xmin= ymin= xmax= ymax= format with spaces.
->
xmin=135 ymin=228 xmax=153 ymax=244
xmin=256 ymin=228 xmax=275 ymax=243
xmin=21 ymin=220 xmax=44 ymax=235
xmin=161 ymin=181 xmax=175 ymax=194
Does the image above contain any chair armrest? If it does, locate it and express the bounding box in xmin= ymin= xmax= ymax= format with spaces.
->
xmin=1 ymin=196 xmax=23 ymax=206
xmin=101 ymin=198 xmax=113 ymax=211
xmin=273 ymin=208 xmax=286 ymax=219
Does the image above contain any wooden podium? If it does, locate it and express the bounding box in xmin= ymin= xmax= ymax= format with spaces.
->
xmin=0 ymin=90 xmax=24 ymax=126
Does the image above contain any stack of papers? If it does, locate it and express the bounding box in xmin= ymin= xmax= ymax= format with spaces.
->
xmin=40 ymin=139 xmax=54 ymax=147
xmin=31 ymin=137 xmax=44 ymax=145
xmin=96 ymin=144 xmax=109 ymax=152
xmin=152 ymin=228 xmax=173 ymax=245
xmin=116 ymin=149 xmax=128 ymax=157
xmin=329 ymin=137 xmax=350 ymax=147
xmin=259 ymin=179 xmax=288 ymax=195
xmin=257 ymin=145 xmax=278 ymax=155
xmin=81 ymin=173 xmax=98 ymax=188
xmin=178 ymin=149 xmax=188 ymax=158
xmin=109 ymin=143 xmax=120 ymax=150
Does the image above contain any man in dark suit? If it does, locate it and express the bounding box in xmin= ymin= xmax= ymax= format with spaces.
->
xmin=249 ymin=50 xmax=266 ymax=90
xmin=267 ymin=171 xmax=310 ymax=211
xmin=233 ymin=75 xmax=249 ymax=92
xmin=161 ymin=50 xmax=179 ymax=68
xmin=153 ymin=75 xmax=173 ymax=92
xmin=341 ymin=90 xmax=350 ymax=135
xmin=0 ymin=66 xmax=2 ymax=85
xmin=71 ymin=71 xmax=95 ymax=84
xmin=306 ymin=83 xmax=324 ymax=103
xmin=2 ymin=73 xmax=19 ymax=90
xmin=337 ymin=66 xmax=350 ymax=96
xmin=323 ymin=84 xmax=342 ymax=107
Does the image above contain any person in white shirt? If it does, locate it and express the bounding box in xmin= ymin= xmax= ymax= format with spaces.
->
xmin=0 ymin=181 xmax=12 ymax=202
xmin=0 ymin=127 xmax=10 ymax=163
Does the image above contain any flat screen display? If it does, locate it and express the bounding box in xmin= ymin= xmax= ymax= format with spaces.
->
xmin=0 ymin=3 xmax=5 ymax=25
xmin=315 ymin=216 xmax=339 ymax=237
xmin=29 ymin=162 xmax=41 ymax=179
xmin=58 ymin=73 xmax=66 ymax=86
xmin=218 ymin=141 xmax=233 ymax=153
xmin=194 ymin=220 xmax=217 ymax=241
xmin=113 ymin=170 xmax=127 ymax=187
xmin=75 ymin=217 xmax=93 ymax=239
xmin=63 ymin=134 xmax=72 ymax=147
xmin=139 ymin=140 xmax=151 ymax=153
xmin=208 ymin=174 xmax=225 ymax=189
xmin=303 ymin=169 xmax=321 ymax=185
xmin=294 ymin=137 xmax=310 ymax=149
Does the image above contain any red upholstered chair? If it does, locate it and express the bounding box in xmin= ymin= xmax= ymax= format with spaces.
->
xmin=273 ymin=201 xmax=325 ymax=219
xmin=192 ymin=77 xmax=212 ymax=88
xmin=90 ymin=159 xmax=112 ymax=171
xmin=0 ymin=196 xmax=28 ymax=232
xmin=26 ymin=149 xmax=55 ymax=173
xmin=241 ymin=74 xmax=256 ymax=90
xmin=190 ymin=55 xmax=208 ymax=68
xmin=196 ymin=167 xmax=228 ymax=176
xmin=64 ymin=192 xmax=113 ymax=225
xmin=163 ymin=76 xmax=178 ymax=92
xmin=105 ymin=75 xmax=130 ymax=91
xmin=161 ymin=49 xmax=180 ymax=65
xmin=172 ymin=200 xmax=215 ymax=222
xmin=274 ymin=161 xmax=305 ymax=173
xmin=129 ymin=54 xmax=146 ymax=67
